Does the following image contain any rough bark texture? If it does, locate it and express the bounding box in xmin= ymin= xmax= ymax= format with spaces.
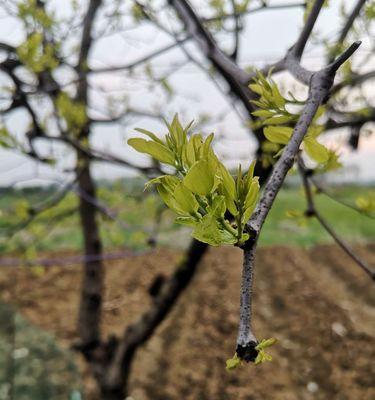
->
xmin=77 ymin=162 xmax=104 ymax=350
xmin=76 ymin=0 xmax=104 ymax=352
xmin=236 ymin=248 xmax=257 ymax=361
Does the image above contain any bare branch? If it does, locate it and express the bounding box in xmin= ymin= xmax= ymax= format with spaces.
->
xmin=328 ymin=41 xmax=362 ymax=73
xmin=99 ymin=239 xmax=208 ymax=397
xmin=168 ymin=0 xmax=275 ymax=146
xmin=335 ymin=0 xmax=366 ymax=51
xmin=248 ymin=0 xmax=327 ymax=85
xmin=228 ymin=0 xmax=240 ymax=61
xmin=0 ymin=180 xmax=76 ymax=240
xmin=325 ymin=107 xmax=375 ymax=130
xmin=89 ymin=36 xmax=190 ymax=74
xmin=314 ymin=212 xmax=374 ymax=280
xmin=203 ymin=2 xmax=305 ymax=23
xmin=90 ymin=108 xmax=164 ymax=124
xmin=291 ymin=0 xmax=326 ymax=60
xmin=298 ymin=159 xmax=375 ymax=281
xmin=312 ymin=177 xmax=375 ymax=219
xmin=168 ymin=0 xmax=252 ymax=85
xmin=331 ymin=70 xmax=375 ymax=95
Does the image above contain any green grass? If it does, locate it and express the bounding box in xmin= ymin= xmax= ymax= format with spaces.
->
xmin=260 ymin=186 xmax=375 ymax=247
xmin=0 ymin=181 xmax=374 ymax=255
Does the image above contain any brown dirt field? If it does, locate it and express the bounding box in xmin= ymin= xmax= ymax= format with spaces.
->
xmin=0 ymin=244 xmax=374 ymax=400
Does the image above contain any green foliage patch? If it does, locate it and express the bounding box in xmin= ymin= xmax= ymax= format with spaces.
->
xmin=0 ymin=184 xmax=373 ymax=255
xmin=250 ymin=71 xmax=340 ymax=169
xmin=128 ymin=115 xmax=260 ymax=246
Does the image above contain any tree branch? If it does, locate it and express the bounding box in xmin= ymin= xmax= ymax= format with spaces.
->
xmin=325 ymin=107 xmax=375 ymax=130
xmin=298 ymin=159 xmax=375 ymax=281
xmin=98 ymin=239 xmax=208 ymax=398
xmin=312 ymin=177 xmax=375 ymax=219
xmin=336 ymin=0 xmax=366 ymax=51
xmin=89 ymin=36 xmax=190 ymax=73
xmin=203 ymin=1 xmax=305 ymax=23
xmin=168 ymin=0 xmax=274 ymax=145
xmin=291 ymin=0 xmax=326 ymax=60
xmin=168 ymin=0 xmax=252 ymax=85
xmin=331 ymin=70 xmax=375 ymax=95
xmin=228 ymin=0 xmax=240 ymax=61
xmin=235 ymin=41 xmax=361 ymax=359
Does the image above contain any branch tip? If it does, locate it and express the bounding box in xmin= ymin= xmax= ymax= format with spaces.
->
xmin=329 ymin=41 xmax=361 ymax=72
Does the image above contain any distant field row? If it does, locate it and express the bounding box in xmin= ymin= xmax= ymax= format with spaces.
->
xmin=0 ymin=181 xmax=374 ymax=256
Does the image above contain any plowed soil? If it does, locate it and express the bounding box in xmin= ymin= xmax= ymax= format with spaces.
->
xmin=1 ymin=244 xmax=374 ymax=400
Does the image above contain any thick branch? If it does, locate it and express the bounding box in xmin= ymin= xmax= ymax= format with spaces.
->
xmin=168 ymin=0 xmax=269 ymax=144
xmin=168 ymin=0 xmax=252 ymax=84
xmin=99 ymin=240 xmax=208 ymax=397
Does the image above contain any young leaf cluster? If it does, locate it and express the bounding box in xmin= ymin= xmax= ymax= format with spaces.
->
xmin=17 ymin=32 xmax=59 ymax=73
xmin=365 ymin=1 xmax=375 ymax=19
xmin=18 ymin=0 xmax=54 ymax=30
xmin=56 ymin=92 xmax=88 ymax=135
xmin=250 ymin=71 xmax=334 ymax=166
xmin=16 ymin=1 xmax=58 ymax=73
xmin=356 ymin=193 xmax=375 ymax=215
xmin=0 ymin=127 xmax=22 ymax=150
xmin=254 ymin=337 xmax=277 ymax=365
xmin=226 ymin=337 xmax=277 ymax=370
xmin=127 ymin=115 xmax=260 ymax=247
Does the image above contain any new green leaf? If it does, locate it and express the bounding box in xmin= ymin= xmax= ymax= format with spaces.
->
xmin=128 ymin=138 xmax=175 ymax=165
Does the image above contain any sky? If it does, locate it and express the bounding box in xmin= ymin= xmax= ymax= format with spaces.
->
xmin=0 ymin=0 xmax=374 ymax=187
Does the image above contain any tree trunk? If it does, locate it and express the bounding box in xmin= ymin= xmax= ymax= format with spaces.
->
xmin=77 ymin=159 xmax=104 ymax=350
xmin=75 ymin=0 xmax=104 ymax=353
xmin=100 ymin=387 xmax=127 ymax=400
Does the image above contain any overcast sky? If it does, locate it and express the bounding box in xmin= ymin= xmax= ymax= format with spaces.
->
xmin=0 ymin=0 xmax=374 ymax=187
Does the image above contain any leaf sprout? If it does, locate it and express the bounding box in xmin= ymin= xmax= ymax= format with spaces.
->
xmin=226 ymin=337 xmax=277 ymax=371
xmin=128 ymin=115 xmax=260 ymax=247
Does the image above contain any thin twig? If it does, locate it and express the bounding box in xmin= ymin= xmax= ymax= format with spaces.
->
xmin=311 ymin=179 xmax=375 ymax=220
xmin=333 ymin=0 xmax=366 ymax=59
xmin=298 ymin=158 xmax=375 ymax=281
xmin=292 ymin=0 xmax=326 ymax=59
xmin=315 ymin=211 xmax=374 ymax=280
xmin=203 ymin=2 xmax=305 ymax=23
xmin=89 ymin=36 xmax=191 ymax=73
